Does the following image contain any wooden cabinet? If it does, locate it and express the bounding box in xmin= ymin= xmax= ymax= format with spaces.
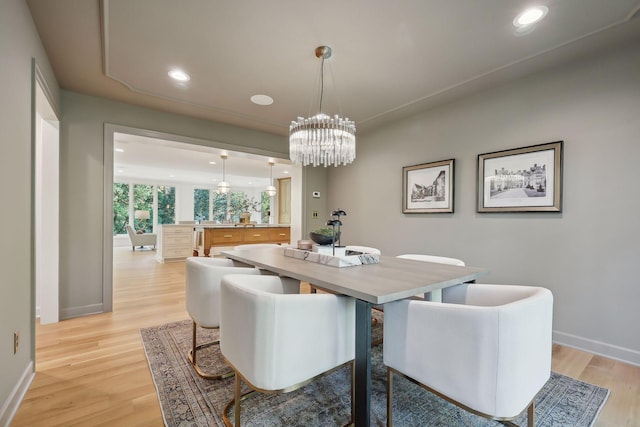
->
xmin=157 ymin=225 xmax=291 ymax=260
xmin=196 ymin=225 xmax=291 ymax=256
xmin=156 ymin=225 xmax=194 ymax=263
xmin=269 ymin=227 xmax=290 ymax=243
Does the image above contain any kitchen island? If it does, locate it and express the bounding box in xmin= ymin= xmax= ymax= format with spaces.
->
xmin=155 ymin=224 xmax=290 ymax=262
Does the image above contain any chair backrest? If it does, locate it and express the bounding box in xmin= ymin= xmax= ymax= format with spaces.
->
xmin=220 ymin=274 xmax=355 ymax=391
xmin=185 ymin=258 xmax=260 ymax=328
xmin=397 ymin=253 xmax=465 ymax=266
xmin=125 ymin=225 xmax=136 ymax=239
xmin=384 ymin=283 xmax=553 ymax=418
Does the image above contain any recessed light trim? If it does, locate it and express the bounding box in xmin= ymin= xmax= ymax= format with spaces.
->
xmin=168 ymin=69 xmax=190 ymax=82
xmin=513 ymin=6 xmax=548 ymax=28
xmin=250 ymin=94 xmax=274 ymax=106
xmin=115 ymin=148 xmax=124 ymax=152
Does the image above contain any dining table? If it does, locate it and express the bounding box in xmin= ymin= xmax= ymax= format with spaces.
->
xmin=222 ymin=246 xmax=489 ymax=426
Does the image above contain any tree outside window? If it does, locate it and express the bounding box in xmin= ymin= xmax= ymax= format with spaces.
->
xmin=113 ymin=183 xmax=129 ymax=235
xmin=133 ymin=184 xmax=153 ymax=233
xmin=261 ymin=191 xmax=271 ymax=224
xmin=158 ymin=185 xmax=175 ymax=224
xmin=194 ymin=188 xmax=209 ymax=221
xmin=212 ymin=192 xmax=227 ymax=223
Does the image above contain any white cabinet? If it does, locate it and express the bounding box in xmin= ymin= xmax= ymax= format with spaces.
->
xmin=156 ymin=225 xmax=194 ymax=263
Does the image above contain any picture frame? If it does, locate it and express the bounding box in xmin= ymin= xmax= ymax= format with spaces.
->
xmin=477 ymin=141 xmax=563 ymax=212
xmin=403 ymin=159 xmax=454 ymax=213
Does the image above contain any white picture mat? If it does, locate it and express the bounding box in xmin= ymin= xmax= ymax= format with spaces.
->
xmin=406 ymin=164 xmax=450 ymax=210
xmin=483 ymin=149 xmax=555 ymax=208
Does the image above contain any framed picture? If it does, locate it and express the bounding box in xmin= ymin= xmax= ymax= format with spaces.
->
xmin=403 ymin=159 xmax=454 ymax=213
xmin=477 ymin=141 xmax=563 ymax=212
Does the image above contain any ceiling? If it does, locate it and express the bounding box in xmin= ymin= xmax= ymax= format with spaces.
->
xmin=113 ymin=132 xmax=291 ymax=188
xmin=26 ymin=0 xmax=640 ymax=137
xmin=27 ymin=0 xmax=640 ymax=186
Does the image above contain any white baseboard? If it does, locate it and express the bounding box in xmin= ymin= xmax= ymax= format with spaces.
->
xmin=0 ymin=361 xmax=34 ymax=427
xmin=553 ymin=330 xmax=640 ymax=367
xmin=60 ymin=303 xmax=105 ymax=320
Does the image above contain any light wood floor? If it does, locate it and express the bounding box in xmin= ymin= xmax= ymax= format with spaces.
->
xmin=11 ymin=248 xmax=640 ymax=426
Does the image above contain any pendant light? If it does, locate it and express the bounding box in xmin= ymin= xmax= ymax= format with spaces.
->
xmin=265 ymin=161 xmax=277 ymax=197
xmin=289 ymin=46 xmax=356 ymax=167
xmin=217 ymin=154 xmax=230 ymax=194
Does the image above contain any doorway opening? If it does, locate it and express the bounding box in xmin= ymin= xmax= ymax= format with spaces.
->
xmin=34 ymin=63 xmax=60 ymax=325
xmin=103 ymin=124 xmax=302 ymax=312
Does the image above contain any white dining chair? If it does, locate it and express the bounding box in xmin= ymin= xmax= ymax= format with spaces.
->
xmin=184 ymin=257 xmax=261 ymax=379
xmin=220 ymin=274 xmax=355 ymax=427
xmin=397 ymin=253 xmax=465 ymax=301
xmin=384 ymin=283 xmax=553 ymax=427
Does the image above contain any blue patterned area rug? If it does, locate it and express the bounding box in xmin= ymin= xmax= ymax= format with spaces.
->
xmin=141 ymin=318 xmax=609 ymax=427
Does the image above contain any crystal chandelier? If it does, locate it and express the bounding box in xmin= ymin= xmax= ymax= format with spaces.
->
xmin=217 ymin=154 xmax=230 ymax=194
xmin=289 ymin=46 xmax=356 ymax=167
xmin=265 ymin=161 xmax=277 ymax=196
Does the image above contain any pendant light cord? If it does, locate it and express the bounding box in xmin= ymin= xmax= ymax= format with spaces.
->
xmin=318 ymin=55 xmax=325 ymax=114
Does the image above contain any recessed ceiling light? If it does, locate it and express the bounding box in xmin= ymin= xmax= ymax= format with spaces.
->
xmin=168 ymin=69 xmax=190 ymax=82
xmin=283 ymin=170 xmax=289 ymax=174
xmin=209 ymin=161 xmax=216 ymax=165
xmin=115 ymin=148 xmax=124 ymax=152
xmin=250 ymin=94 xmax=274 ymax=106
xmin=169 ymin=174 xmax=175 ymax=178
xmin=513 ymin=6 xmax=548 ymax=28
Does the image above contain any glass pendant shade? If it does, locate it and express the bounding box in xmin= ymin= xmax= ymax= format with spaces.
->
xmin=217 ymin=181 xmax=230 ymax=194
xmin=289 ymin=46 xmax=356 ymax=167
xmin=265 ymin=161 xmax=277 ymax=196
xmin=217 ymin=154 xmax=230 ymax=194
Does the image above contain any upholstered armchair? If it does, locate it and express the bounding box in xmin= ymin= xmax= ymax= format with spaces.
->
xmin=397 ymin=254 xmax=465 ymax=301
xmin=125 ymin=225 xmax=156 ymax=251
xmin=383 ymin=283 xmax=553 ymax=427
xmin=184 ymin=257 xmax=261 ymax=379
xmin=220 ymin=274 xmax=355 ymax=426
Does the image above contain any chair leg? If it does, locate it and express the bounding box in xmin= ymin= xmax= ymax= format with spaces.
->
xmin=387 ymin=368 xmax=393 ymax=427
xmin=527 ymin=401 xmax=535 ymax=427
xmin=188 ymin=321 xmax=233 ymax=380
xmin=349 ymin=360 xmax=355 ymax=426
xmin=234 ymin=373 xmax=241 ymax=427
xmin=132 ymin=245 xmax=135 ymax=251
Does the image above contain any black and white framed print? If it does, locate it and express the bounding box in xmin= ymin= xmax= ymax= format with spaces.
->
xmin=403 ymin=159 xmax=454 ymax=213
xmin=477 ymin=141 xmax=563 ymax=212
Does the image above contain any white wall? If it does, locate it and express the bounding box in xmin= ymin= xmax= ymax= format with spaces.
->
xmin=35 ymin=113 xmax=59 ymax=324
xmin=329 ymin=41 xmax=640 ymax=365
xmin=0 ymin=0 xmax=60 ymax=423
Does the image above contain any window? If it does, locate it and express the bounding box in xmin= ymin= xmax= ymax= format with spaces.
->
xmin=158 ymin=185 xmax=176 ymax=224
xmin=261 ymin=191 xmax=271 ymax=224
xmin=113 ymin=183 xmax=129 ymax=235
xmin=194 ymin=188 xmax=210 ymax=221
xmin=133 ymin=184 xmax=154 ymax=233
xmin=212 ymin=192 xmax=227 ymax=223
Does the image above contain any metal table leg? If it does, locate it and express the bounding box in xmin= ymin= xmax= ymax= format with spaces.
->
xmin=354 ymin=299 xmax=372 ymax=426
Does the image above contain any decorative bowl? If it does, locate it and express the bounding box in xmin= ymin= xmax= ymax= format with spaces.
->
xmin=309 ymin=231 xmax=340 ymax=246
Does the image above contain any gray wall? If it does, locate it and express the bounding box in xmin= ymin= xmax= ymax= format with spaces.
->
xmin=58 ymin=91 xmax=296 ymax=316
xmin=328 ymin=41 xmax=640 ymax=364
xmin=0 ymin=0 xmax=60 ymax=421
